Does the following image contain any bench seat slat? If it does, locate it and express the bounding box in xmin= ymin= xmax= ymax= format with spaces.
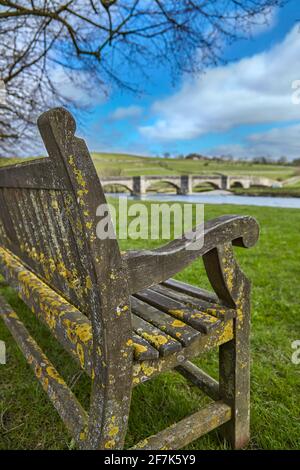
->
xmin=131 ymin=296 xmax=200 ymax=346
xmin=162 ymin=278 xmax=218 ymax=303
xmin=134 ymin=289 xmax=221 ymax=334
xmin=132 ymin=314 xmax=182 ymax=357
xmin=150 ymin=284 xmax=236 ymax=320
xmin=132 ymin=333 xmax=159 ymax=361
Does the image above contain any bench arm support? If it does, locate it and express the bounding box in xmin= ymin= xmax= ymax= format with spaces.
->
xmin=123 ymin=215 xmax=259 ymax=295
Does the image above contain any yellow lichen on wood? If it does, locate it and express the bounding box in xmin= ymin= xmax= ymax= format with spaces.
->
xmin=140 ymin=363 xmax=155 ymax=377
xmin=42 ymin=377 xmax=49 ymax=391
xmin=75 ymin=323 xmax=92 ymax=343
xmin=171 ymin=319 xmax=185 ymax=328
xmin=141 ymin=332 xmax=168 ymax=349
xmin=104 ymin=440 xmax=115 ymax=449
xmin=218 ymin=321 xmax=233 ymax=345
xmin=76 ymin=343 xmax=85 ymax=368
xmin=133 ymin=343 xmax=147 ymax=355
xmin=51 ymin=199 xmax=59 ymax=210
xmin=85 ymin=275 xmax=93 ymax=290
xmin=8 ymin=311 xmax=18 ymax=319
xmin=46 ymin=366 xmax=65 ymax=385
xmin=168 ymin=309 xmax=184 ymax=320
xmin=108 ymin=419 xmax=119 ymax=438
xmin=191 ymin=312 xmax=218 ymax=323
xmin=35 ymin=364 xmax=42 ymax=378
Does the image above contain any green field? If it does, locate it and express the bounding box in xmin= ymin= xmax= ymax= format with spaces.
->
xmin=0 ymin=200 xmax=299 ymax=449
xmin=92 ymin=153 xmax=296 ymax=181
xmin=1 ymin=153 xmax=297 ymax=181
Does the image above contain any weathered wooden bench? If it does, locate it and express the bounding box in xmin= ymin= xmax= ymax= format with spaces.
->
xmin=0 ymin=107 xmax=259 ymax=450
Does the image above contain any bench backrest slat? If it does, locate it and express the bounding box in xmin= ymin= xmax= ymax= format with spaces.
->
xmin=0 ymin=185 xmax=93 ymax=313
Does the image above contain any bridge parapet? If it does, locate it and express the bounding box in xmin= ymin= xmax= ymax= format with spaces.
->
xmin=101 ymin=174 xmax=280 ymax=194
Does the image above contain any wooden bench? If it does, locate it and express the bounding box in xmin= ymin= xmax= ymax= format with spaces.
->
xmin=0 ymin=107 xmax=259 ymax=450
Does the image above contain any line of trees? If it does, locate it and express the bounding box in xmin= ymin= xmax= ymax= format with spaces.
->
xmin=161 ymin=153 xmax=300 ymax=166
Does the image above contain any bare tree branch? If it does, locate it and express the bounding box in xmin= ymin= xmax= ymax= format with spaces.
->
xmin=0 ymin=0 xmax=286 ymax=156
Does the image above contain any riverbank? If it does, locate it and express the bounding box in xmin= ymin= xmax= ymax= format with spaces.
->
xmin=113 ymin=191 xmax=300 ymax=209
xmin=231 ymin=186 xmax=300 ymax=198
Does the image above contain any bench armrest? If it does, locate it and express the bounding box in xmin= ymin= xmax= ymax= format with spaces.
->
xmin=123 ymin=215 xmax=259 ymax=294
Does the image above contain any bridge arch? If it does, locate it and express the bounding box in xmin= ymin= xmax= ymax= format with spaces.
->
xmin=230 ymin=180 xmax=249 ymax=189
xmin=230 ymin=181 xmax=243 ymax=189
xmin=145 ymin=179 xmax=181 ymax=193
xmin=102 ymin=183 xmax=133 ymax=194
xmin=192 ymin=177 xmax=222 ymax=190
xmin=192 ymin=181 xmax=220 ymax=192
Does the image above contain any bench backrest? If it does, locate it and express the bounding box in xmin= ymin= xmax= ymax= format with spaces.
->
xmin=0 ymin=108 xmax=134 ymax=448
xmin=0 ymin=107 xmax=129 ymax=321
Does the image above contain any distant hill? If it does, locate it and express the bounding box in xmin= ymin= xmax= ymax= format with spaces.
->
xmin=0 ymin=152 xmax=296 ymax=181
xmin=0 ymin=157 xmax=25 ymax=167
xmin=91 ymin=152 xmax=295 ymax=181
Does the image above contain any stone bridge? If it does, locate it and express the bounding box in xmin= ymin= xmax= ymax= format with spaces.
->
xmin=101 ymin=174 xmax=281 ymax=195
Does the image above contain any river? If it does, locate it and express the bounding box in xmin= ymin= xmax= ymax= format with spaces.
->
xmin=107 ymin=190 xmax=300 ymax=209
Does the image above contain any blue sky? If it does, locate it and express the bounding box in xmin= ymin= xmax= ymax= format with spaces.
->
xmin=76 ymin=0 xmax=300 ymax=160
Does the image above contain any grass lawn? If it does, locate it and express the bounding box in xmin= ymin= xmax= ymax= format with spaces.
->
xmin=0 ymin=201 xmax=300 ymax=449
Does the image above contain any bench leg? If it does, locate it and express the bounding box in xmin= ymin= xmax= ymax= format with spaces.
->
xmin=202 ymin=242 xmax=253 ymax=449
xmin=219 ymin=294 xmax=250 ymax=449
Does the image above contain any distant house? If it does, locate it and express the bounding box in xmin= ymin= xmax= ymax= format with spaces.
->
xmin=185 ymin=153 xmax=206 ymax=161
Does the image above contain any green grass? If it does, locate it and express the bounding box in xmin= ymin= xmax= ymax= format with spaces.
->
xmin=0 ymin=201 xmax=300 ymax=449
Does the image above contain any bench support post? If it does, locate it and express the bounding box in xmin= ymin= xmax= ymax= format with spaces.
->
xmin=219 ymin=290 xmax=250 ymax=449
xmin=203 ymin=242 xmax=251 ymax=449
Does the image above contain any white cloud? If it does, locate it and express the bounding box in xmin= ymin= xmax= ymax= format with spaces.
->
xmin=51 ymin=66 xmax=107 ymax=107
xmin=210 ymin=124 xmax=300 ymax=160
xmin=139 ymin=26 xmax=300 ymax=143
xmin=109 ymin=105 xmax=143 ymax=120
